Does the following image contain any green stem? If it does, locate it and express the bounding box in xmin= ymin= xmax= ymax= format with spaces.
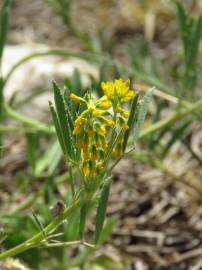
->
xmin=68 ymin=162 xmax=75 ymax=198
xmin=0 ymin=197 xmax=82 ymax=260
xmin=5 ymin=50 xmax=103 ymax=83
xmin=139 ymin=99 xmax=202 ymax=139
xmin=4 ymin=103 xmax=54 ymax=133
xmin=0 ymin=125 xmax=37 ymax=132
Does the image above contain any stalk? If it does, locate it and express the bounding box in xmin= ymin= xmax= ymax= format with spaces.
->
xmin=0 ymin=197 xmax=82 ymax=260
xmin=139 ymin=99 xmax=202 ymax=139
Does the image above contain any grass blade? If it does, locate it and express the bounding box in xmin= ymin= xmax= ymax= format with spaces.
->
xmin=0 ymin=0 xmax=12 ymax=65
xmin=189 ymin=15 xmax=202 ymax=66
xmin=31 ymin=210 xmax=46 ymax=238
xmin=133 ymin=88 xmax=153 ymax=143
xmin=176 ymin=2 xmax=189 ymax=56
xmin=53 ymin=81 xmax=74 ymax=158
xmin=49 ymin=101 xmax=66 ymax=154
xmin=0 ymin=78 xmax=3 ymax=158
xmin=161 ymin=119 xmax=191 ymax=159
xmin=94 ymin=180 xmax=111 ymax=244
xmin=122 ymin=92 xmax=139 ymax=152
xmin=35 ymin=140 xmax=62 ymax=176
xmin=79 ymin=203 xmax=88 ymax=239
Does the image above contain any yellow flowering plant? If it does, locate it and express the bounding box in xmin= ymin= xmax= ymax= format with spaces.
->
xmin=0 ymin=78 xmax=152 ymax=261
xmin=49 ymin=78 xmax=143 ymax=243
xmin=70 ymin=79 xmax=135 ymax=185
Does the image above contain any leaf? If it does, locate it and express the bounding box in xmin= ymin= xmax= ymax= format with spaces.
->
xmin=94 ymin=180 xmax=111 ymax=244
xmin=63 ymin=211 xmax=79 ymax=241
xmin=79 ymin=202 xmax=88 ymax=239
xmin=0 ymin=0 xmax=12 ymax=62
xmin=122 ymin=92 xmax=139 ymax=152
xmin=72 ymin=68 xmax=82 ymax=95
xmin=189 ymin=15 xmax=202 ymax=66
xmin=31 ymin=210 xmax=46 ymax=238
xmin=148 ymin=99 xmax=165 ymax=149
xmin=96 ymin=217 xmax=117 ymax=245
xmin=176 ymin=2 xmax=189 ymax=55
xmin=134 ymin=88 xmax=153 ymax=143
xmin=53 ymin=81 xmax=74 ymax=158
xmin=0 ymin=78 xmax=3 ymax=158
xmin=161 ymin=119 xmax=191 ymax=159
xmin=35 ymin=140 xmax=62 ymax=176
xmin=49 ymin=101 xmax=66 ymax=154
xmin=0 ymin=77 xmax=4 ymax=120
xmin=182 ymin=138 xmax=202 ymax=166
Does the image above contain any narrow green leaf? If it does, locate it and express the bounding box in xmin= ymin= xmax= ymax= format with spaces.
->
xmin=53 ymin=81 xmax=74 ymax=158
xmin=64 ymin=211 xmax=79 ymax=241
xmin=176 ymin=2 xmax=189 ymax=55
xmin=133 ymin=88 xmax=154 ymax=143
xmin=63 ymin=90 xmax=75 ymax=129
xmin=122 ymin=92 xmax=139 ymax=152
xmin=35 ymin=140 xmax=62 ymax=176
xmin=182 ymin=138 xmax=202 ymax=166
xmin=0 ymin=78 xmax=3 ymax=159
xmin=189 ymin=15 xmax=202 ymax=66
xmin=148 ymin=99 xmax=165 ymax=149
xmin=96 ymin=217 xmax=117 ymax=245
xmin=94 ymin=180 xmax=111 ymax=244
xmin=72 ymin=68 xmax=82 ymax=95
xmin=0 ymin=77 xmax=4 ymax=120
xmin=49 ymin=101 xmax=66 ymax=154
xmin=161 ymin=119 xmax=191 ymax=159
xmin=31 ymin=210 xmax=46 ymax=238
xmin=79 ymin=203 xmax=88 ymax=239
xmin=0 ymin=0 xmax=12 ymax=63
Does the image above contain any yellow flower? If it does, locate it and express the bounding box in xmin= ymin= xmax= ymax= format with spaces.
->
xmin=88 ymin=101 xmax=96 ymax=113
xmin=92 ymin=146 xmax=97 ymax=161
xmin=96 ymin=95 xmax=112 ymax=109
xmin=122 ymin=123 xmax=129 ymax=130
xmin=95 ymin=138 xmax=101 ymax=147
xmin=88 ymin=127 xmax=95 ymax=137
xmin=115 ymin=106 xmax=130 ymax=118
xmin=92 ymin=109 xmax=104 ymax=117
xmin=70 ymin=93 xmax=86 ymax=103
xmin=122 ymin=111 xmax=130 ymax=118
xmin=95 ymin=162 xmax=103 ymax=173
xmin=113 ymin=145 xmax=122 ymax=158
xmin=101 ymin=79 xmax=134 ymax=104
xmin=83 ymin=162 xmax=90 ymax=176
xmin=73 ymin=125 xmax=81 ymax=135
xmin=97 ymin=125 xmax=106 ymax=136
xmin=99 ymin=116 xmax=115 ymax=127
xmin=82 ymin=149 xmax=90 ymax=160
xmin=75 ymin=116 xmax=86 ymax=126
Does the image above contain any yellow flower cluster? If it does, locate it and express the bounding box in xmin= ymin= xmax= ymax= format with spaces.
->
xmin=70 ymin=79 xmax=134 ymax=176
xmin=70 ymin=93 xmax=114 ymax=177
xmin=101 ymin=79 xmax=134 ymax=132
xmin=101 ymin=79 xmax=134 ymax=104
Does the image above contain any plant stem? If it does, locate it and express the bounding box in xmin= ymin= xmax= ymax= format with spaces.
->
xmin=4 ymin=103 xmax=54 ymax=133
xmin=5 ymin=50 xmax=103 ymax=83
xmin=139 ymin=99 xmax=202 ymax=139
xmin=0 ymin=197 xmax=82 ymax=260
